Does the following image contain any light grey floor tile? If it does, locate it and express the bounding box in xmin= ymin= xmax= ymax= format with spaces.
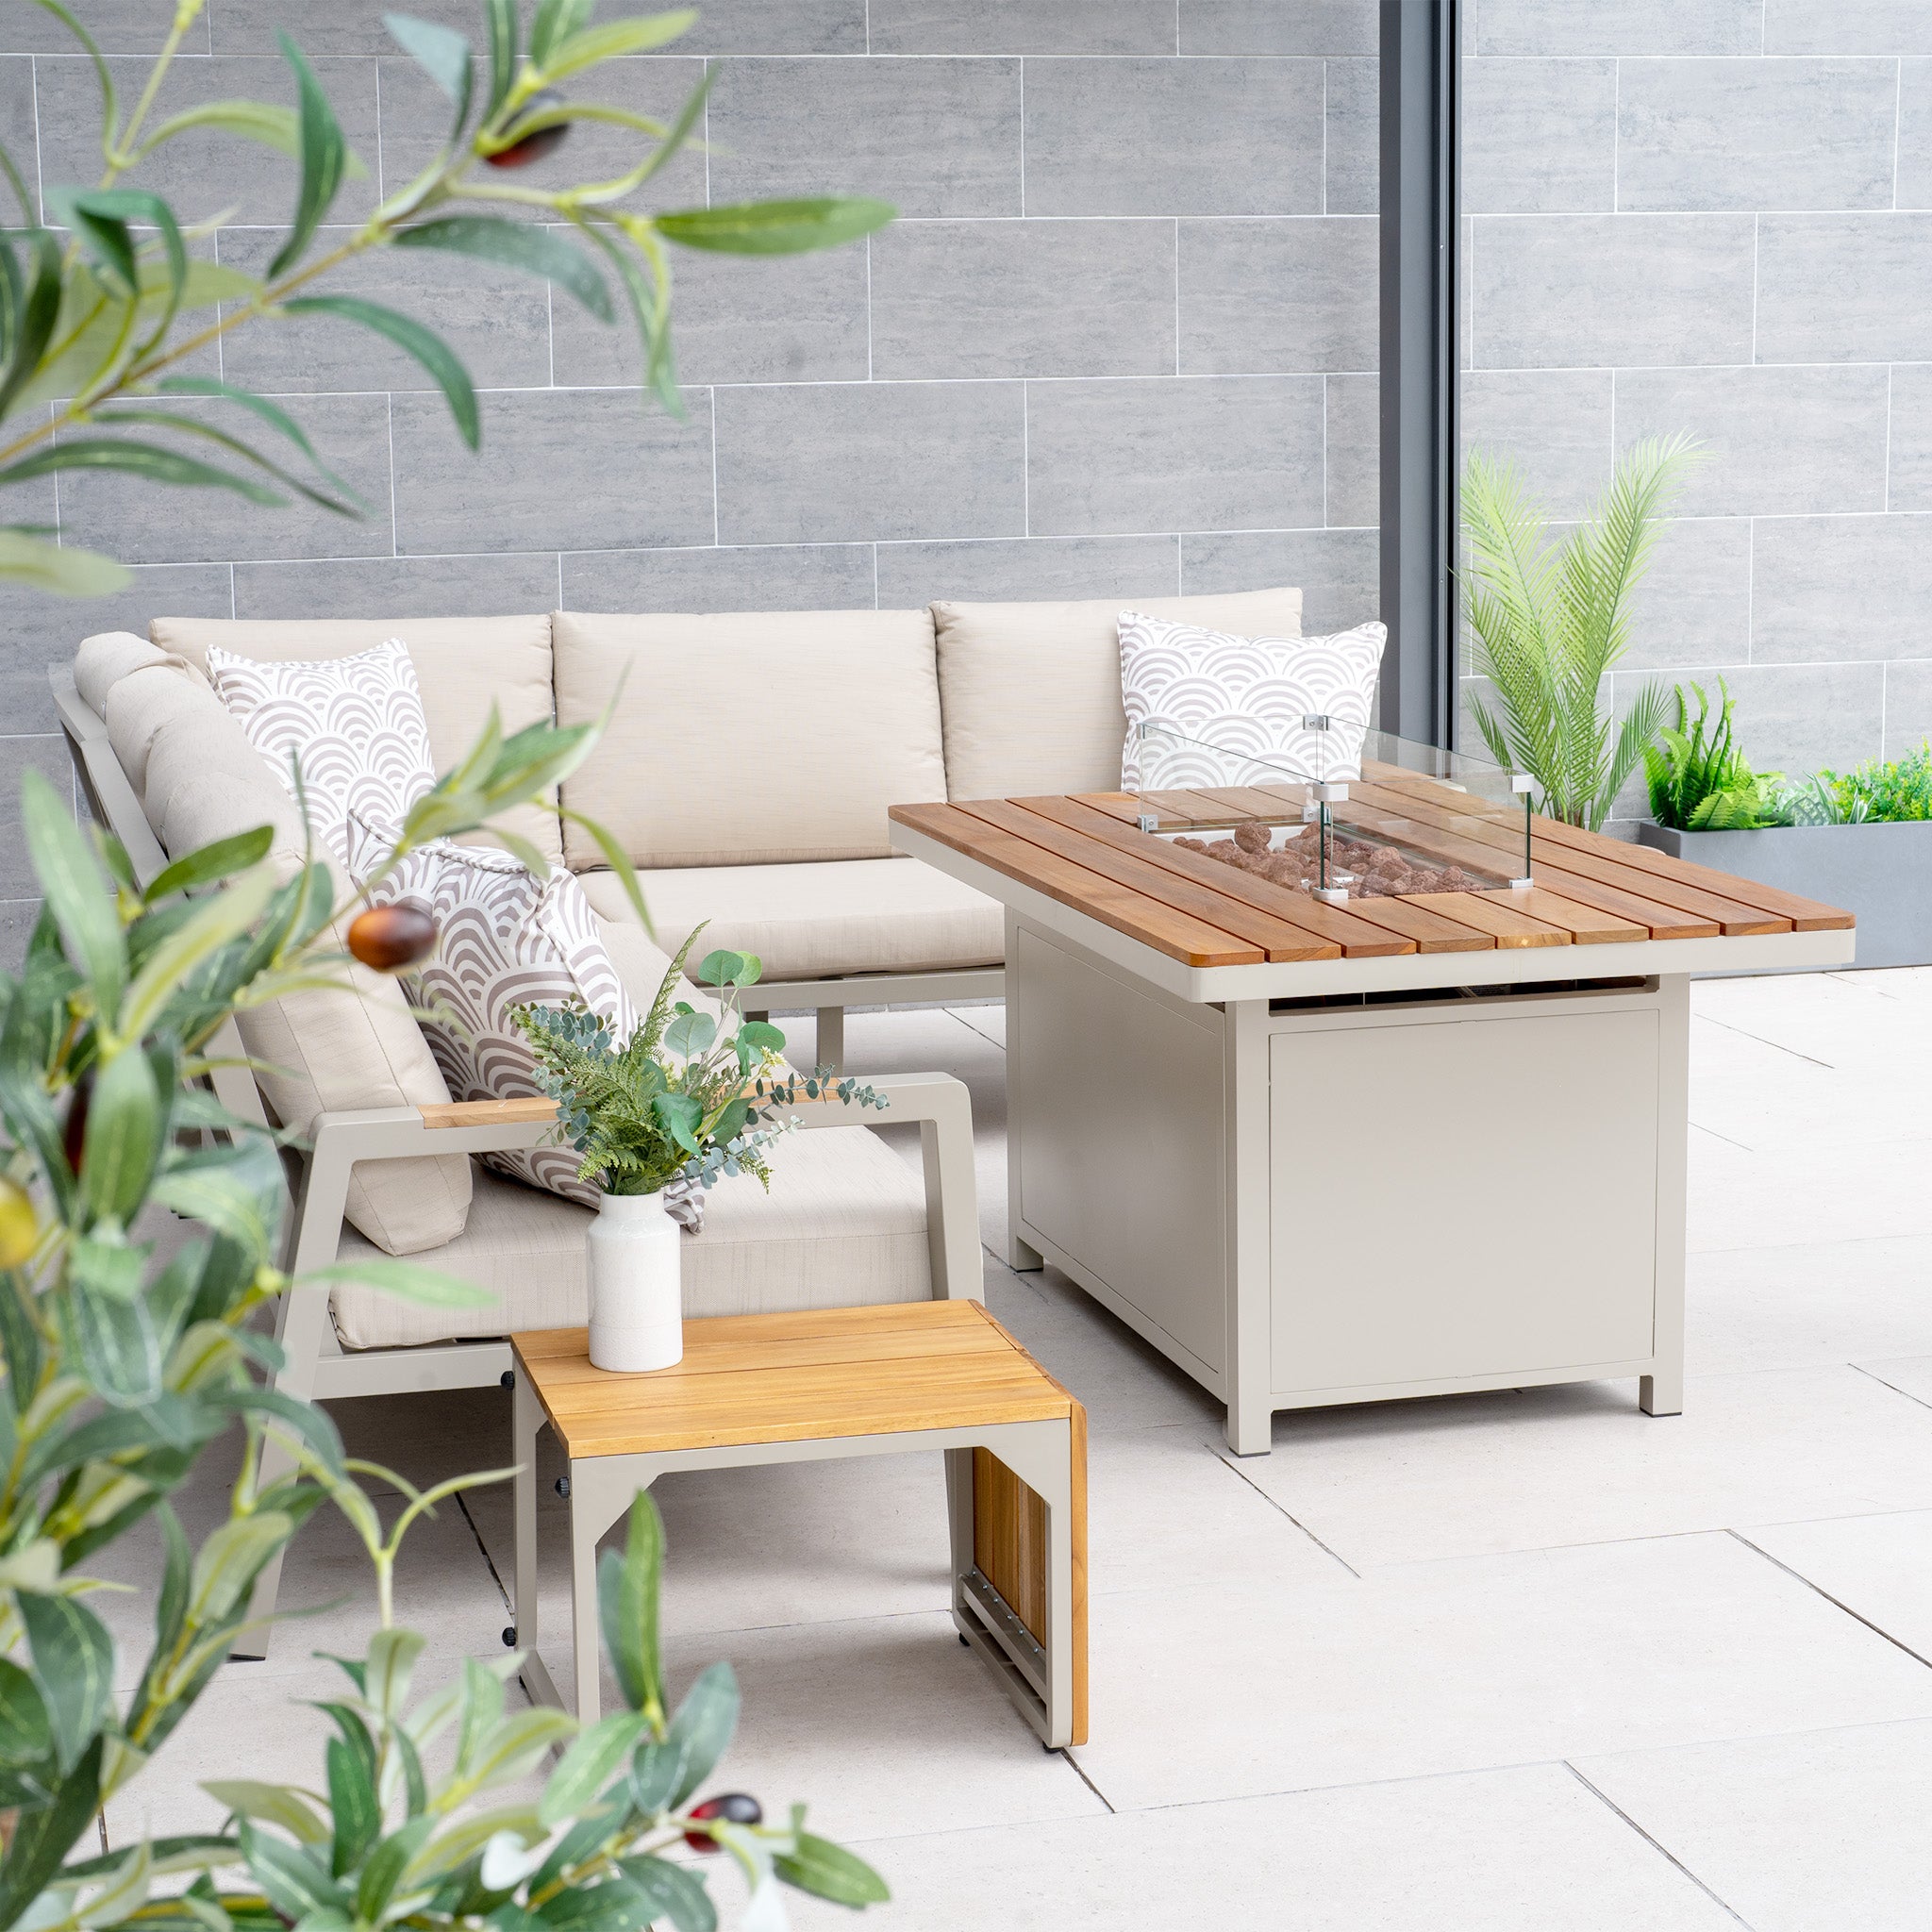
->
xmin=1853 ymin=1354 xmax=1932 ymax=1409
xmin=1067 ymin=1532 xmax=1932 ymax=1807
xmin=1576 ymin=1719 xmax=1932 ymax=1932
xmin=1690 ymin=1238 xmax=1932 ymax=1374
xmin=1742 ymin=1506 xmax=1932 ymax=1659
xmin=1231 ymin=1365 xmax=1932 ymax=1569
xmin=790 ymin=1762 xmax=1748 ymax=1929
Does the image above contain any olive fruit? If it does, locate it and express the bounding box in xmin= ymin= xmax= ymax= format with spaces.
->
xmin=486 ymin=89 xmax=569 ymax=168
xmin=0 ymin=1178 xmax=38 ymax=1270
xmin=683 ymin=1792 xmax=763 ymax=1852
xmin=346 ymin=902 xmax=438 ymax=972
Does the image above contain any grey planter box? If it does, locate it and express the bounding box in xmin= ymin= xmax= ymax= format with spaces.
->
xmin=1637 ymin=820 xmax=1932 ymax=969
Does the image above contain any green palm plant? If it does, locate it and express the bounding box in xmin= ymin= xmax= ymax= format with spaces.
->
xmin=1460 ymin=434 xmax=1704 ymax=830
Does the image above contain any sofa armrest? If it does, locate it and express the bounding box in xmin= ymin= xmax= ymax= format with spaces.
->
xmin=791 ymin=1072 xmax=982 ymax=1302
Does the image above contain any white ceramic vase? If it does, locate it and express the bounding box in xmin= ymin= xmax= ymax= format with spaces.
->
xmin=586 ymin=1189 xmax=684 ymax=1372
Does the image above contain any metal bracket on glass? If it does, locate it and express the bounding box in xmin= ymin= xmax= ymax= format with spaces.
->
xmin=1508 ymin=876 xmax=1534 ymax=891
xmin=1310 ymin=781 xmax=1349 ymax=802
xmin=1303 ymin=713 xmax=1332 ymax=731
xmin=1136 ymin=814 xmax=1158 ymax=833
xmin=1311 ymin=886 xmax=1351 ymax=906
xmin=1509 ymin=774 xmax=1535 ymax=794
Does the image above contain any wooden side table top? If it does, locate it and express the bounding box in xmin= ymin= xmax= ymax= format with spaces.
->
xmin=511 ymin=1300 xmax=1076 ymax=1460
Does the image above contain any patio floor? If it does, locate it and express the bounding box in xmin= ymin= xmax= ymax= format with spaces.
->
xmin=102 ymin=969 xmax=1932 ymax=1929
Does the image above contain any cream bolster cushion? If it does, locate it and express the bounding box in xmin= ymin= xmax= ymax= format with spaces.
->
xmin=551 ymin=608 xmax=948 ymax=870
xmin=93 ymin=654 xmax=471 ymax=1256
xmin=75 ymin=630 xmax=203 ymax=717
xmin=1118 ymin=613 xmax=1389 ymax=790
xmin=148 ymin=613 xmax=563 ymax=865
xmin=933 ymin=586 xmax=1306 ymax=802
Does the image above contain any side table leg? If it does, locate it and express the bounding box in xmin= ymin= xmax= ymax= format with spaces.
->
xmin=512 ymin=1372 xmax=541 ymax=1657
xmin=943 ymin=1446 xmax=974 ymax=1641
xmin=570 ymin=1465 xmax=603 ymax=1723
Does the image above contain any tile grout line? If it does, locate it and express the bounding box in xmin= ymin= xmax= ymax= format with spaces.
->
xmin=1056 ymin=1748 xmax=1118 ymax=1812
xmin=455 ymin=1490 xmax=516 ymax=1618
xmin=1211 ymin=1451 xmax=1361 ymax=1579
xmin=1563 ymin=1763 xmax=1757 ymax=1928
xmin=1849 ymin=1358 xmax=1932 ymax=1418
xmin=1726 ymin=1526 xmax=1932 ymax=1674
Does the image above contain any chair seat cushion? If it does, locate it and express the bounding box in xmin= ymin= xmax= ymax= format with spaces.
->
xmin=328 ymin=1127 xmax=932 ymax=1349
xmin=576 ymin=857 xmax=1003 ymax=983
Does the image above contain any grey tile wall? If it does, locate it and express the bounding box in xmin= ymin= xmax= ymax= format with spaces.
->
xmin=1465 ymin=12 xmax=1932 ymax=819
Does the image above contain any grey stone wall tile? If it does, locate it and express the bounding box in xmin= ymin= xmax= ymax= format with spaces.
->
xmin=0 ymin=61 xmax=39 ymax=205
xmin=58 ymin=393 xmax=394 ymax=565
xmin=874 ymin=535 xmax=1182 ymax=604
xmin=1472 ymin=214 xmax=1756 ymax=369
xmin=1461 ymin=370 xmax=1615 ymax=521
xmin=1324 ymin=372 xmax=1379 ymax=528
xmin=1898 ymin=61 xmax=1932 ymax=210
xmin=1752 ymin=513 xmax=1932 ymax=661
xmin=1027 ymin=375 xmax=1324 ymax=536
xmin=1581 ymin=517 xmax=1753 ymax=671
xmin=1181 ymin=1 xmax=1377 ymax=56
xmin=1614 ymin=365 xmax=1890 ymax=518
xmin=662 ymin=1 xmax=867 ymax=54
xmin=1888 ymin=365 xmax=1932 ymax=510
xmin=7 ymin=0 xmax=204 ymax=53
xmin=870 ymin=0 xmax=1176 ymax=55
xmin=0 ymin=739 xmax=82 ymax=896
xmin=1324 ymin=58 xmax=1378 ymax=217
xmin=1023 ymin=58 xmax=1323 ymax=216
xmin=35 ymin=55 xmax=380 ymax=227
xmin=552 ymin=239 xmax=870 ymax=388
xmin=871 ymin=219 xmax=1175 ymax=380
xmin=713 ymin=381 xmax=1026 ymax=544
xmin=1181 ymin=527 xmax=1379 ymax=632
xmin=378 ymin=56 xmax=707 ymax=218
xmin=231 ymin=553 xmax=562 ymax=620
xmin=1178 ymin=218 xmax=1376 ymax=375
xmin=216 ymin=225 xmax=551 ymax=392
xmin=208 ymin=0 xmax=476 ymax=55
xmin=561 ymin=544 xmax=877 ymax=612
xmin=1880 ymin=660 xmax=1932 ymax=756
xmin=0 ymin=564 xmax=232 ymax=732
xmin=1757 ymin=216 xmax=1932 ymax=364
xmin=1614 ymin=661 xmax=1885 ymax=775
xmin=1617 ymin=58 xmax=1898 ymax=213
xmin=0 ymin=903 xmax=42 ymax=972
xmin=707 ymin=58 xmax=1021 ymax=219
xmin=392 ymin=388 xmax=714 ymax=555
xmin=1475 ymin=0 xmax=1762 ymax=57
xmin=1762 ymin=0 xmax=1932 ymax=55
xmin=1463 ymin=58 xmax=1616 ymax=214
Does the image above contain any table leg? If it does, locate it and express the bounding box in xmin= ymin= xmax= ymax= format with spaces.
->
xmin=512 ymin=1371 xmax=541 ymax=1655
xmin=569 ymin=1462 xmax=603 ymax=1723
xmin=1643 ymin=973 xmax=1690 ymax=1419
xmin=1004 ymin=909 xmax=1044 ymax=1273
xmin=1224 ymin=998 xmax=1274 ymax=1457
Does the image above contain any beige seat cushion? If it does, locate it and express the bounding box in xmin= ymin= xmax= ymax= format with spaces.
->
xmin=934 ymin=587 xmax=1307 ymax=801
xmin=328 ymin=1130 xmax=931 ymax=1349
xmin=552 ymin=608 xmax=947 ymax=870
xmin=85 ymin=641 xmax=472 ymax=1257
xmin=147 ymin=615 xmax=561 ymax=864
xmin=577 ymin=858 xmax=1002 ymax=983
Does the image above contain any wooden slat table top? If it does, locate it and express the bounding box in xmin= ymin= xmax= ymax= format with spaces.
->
xmin=889 ymin=784 xmax=1853 ymax=969
xmin=513 ymin=1300 xmax=1074 ymax=1460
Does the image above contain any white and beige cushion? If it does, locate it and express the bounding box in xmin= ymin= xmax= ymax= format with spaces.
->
xmin=208 ymin=639 xmax=437 ymax=863
xmin=148 ymin=615 xmax=562 ymax=864
xmin=551 ymin=608 xmax=948 ymax=870
xmin=932 ymin=587 xmax=1306 ymax=801
xmin=576 ymin=857 xmax=1002 ymax=983
xmin=348 ymin=823 xmax=638 ymax=1208
xmin=1119 ymin=613 xmax=1388 ymax=790
xmin=82 ymin=652 xmax=470 ymax=1255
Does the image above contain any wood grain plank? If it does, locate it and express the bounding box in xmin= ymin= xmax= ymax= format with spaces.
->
xmin=1016 ymin=794 xmax=1419 ymax=958
xmin=1507 ymin=888 xmax=1647 ymax=945
xmin=421 ymin=1096 xmax=558 ymax=1129
xmin=1404 ymin=891 xmax=1573 ymax=948
xmin=953 ymin=797 xmax=1340 ymax=962
xmin=891 ymin=802 xmax=1264 ymax=967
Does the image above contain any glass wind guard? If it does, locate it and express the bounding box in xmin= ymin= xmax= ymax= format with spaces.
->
xmin=1130 ymin=722 xmax=1533 ymax=907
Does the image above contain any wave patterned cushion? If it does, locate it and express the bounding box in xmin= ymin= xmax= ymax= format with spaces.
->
xmin=1118 ymin=612 xmax=1387 ymax=791
xmin=208 ymin=639 xmax=436 ymax=863
xmin=346 ymin=817 xmax=639 ymax=1210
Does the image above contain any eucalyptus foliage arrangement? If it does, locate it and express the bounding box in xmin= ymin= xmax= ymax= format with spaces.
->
xmin=1460 ymin=435 xmax=1703 ymax=830
xmin=0 ymin=0 xmax=893 ymax=595
xmin=516 ymin=927 xmax=886 ymax=1203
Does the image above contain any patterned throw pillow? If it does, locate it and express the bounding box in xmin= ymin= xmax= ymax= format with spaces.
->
xmin=208 ymin=639 xmax=437 ymax=863
xmin=1118 ymin=612 xmax=1387 ymax=791
xmin=345 ymin=817 xmax=641 ymax=1210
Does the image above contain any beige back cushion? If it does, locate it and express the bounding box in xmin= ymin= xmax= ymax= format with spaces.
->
xmin=148 ymin=615 xmax=561 ymax=864
xmin=92 ymin=642 xmax=472 ymax=1257
xmin=933 ymin=587 xmax=1307 ymax=801
xmin=552 ymin=608 xmax=947 ymax=869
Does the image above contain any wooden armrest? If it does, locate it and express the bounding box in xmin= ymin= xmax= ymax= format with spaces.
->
xmin=419 ymin=1097 xmax=559 ymax=1130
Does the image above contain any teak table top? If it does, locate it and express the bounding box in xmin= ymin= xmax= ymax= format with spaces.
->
xmin=512 ymin=1300 xmax=1077 ymax=1461
xmin=889 ymin=779 xmax=1856 ymax=972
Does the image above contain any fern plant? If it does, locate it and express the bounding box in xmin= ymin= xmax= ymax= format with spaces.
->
xmin=516 ymin=926 xmax=886 ymax=1200
xmin=1461 ymin=434 xmax=1704 ymax=829
xmin=1644 ymin=680 xmax=1790 ymax=830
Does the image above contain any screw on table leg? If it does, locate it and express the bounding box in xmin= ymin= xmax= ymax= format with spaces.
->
xmin=502 ymin=1626 xmax=517 ymax=1647
xmin=555 ymin=1475 xmax=571 ymax=1499
xmin=500 ymin=1370 xmax=515 ymax=1390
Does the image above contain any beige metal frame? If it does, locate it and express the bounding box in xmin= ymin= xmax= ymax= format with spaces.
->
xmin=511 ymin=1373 xmax=1079 ymax=1745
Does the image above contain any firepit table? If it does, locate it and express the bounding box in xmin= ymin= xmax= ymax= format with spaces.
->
xmin=890 ymin=735 xmax=1855 ymax=1456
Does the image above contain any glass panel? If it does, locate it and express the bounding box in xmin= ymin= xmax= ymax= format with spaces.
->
xmin=1129 ymin=721 xmax=1532 ymax=906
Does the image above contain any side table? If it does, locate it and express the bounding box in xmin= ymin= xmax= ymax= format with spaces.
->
xmin=508 ymin=1300 xmax=1089 ymax=1748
